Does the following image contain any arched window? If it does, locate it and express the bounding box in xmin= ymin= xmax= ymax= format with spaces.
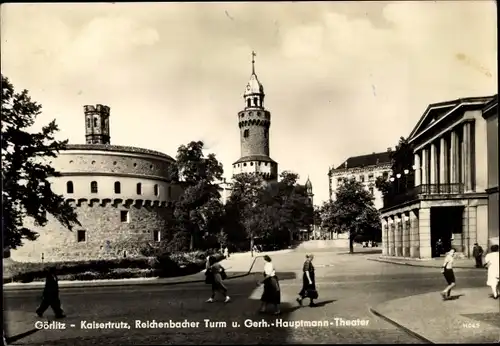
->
xmin=114 ymin=181 xmax=121 ymax=194
xmin=253 ymin=97 xmax=258 ymax=106
xmin=154 ymin=184 xmax=159 ymax=196
xmin=136 ymin=183 xmax=142 ymax=195
xmin=66 ymin=181 xmax=74 ymax=194
xmin=167 ymin=186 xmax=172 ymax=199
xmin=247 ymin=99 xmax=251 ymax=107
xmin=94 ymin=117 xmax=98 ymax=127
xmin=87 ymin=118 xmax=90 ymax=128
xmin=90 ymin=181 xmax=98 ymax=194
xmin=244 ymin=129 xmax=249 ymax=138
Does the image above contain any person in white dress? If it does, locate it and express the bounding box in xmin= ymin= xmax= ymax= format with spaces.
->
xmin=257 ymin=255 xmax=281 ymax=315
xmin=484 ymin=244 xmax=499 ymax=299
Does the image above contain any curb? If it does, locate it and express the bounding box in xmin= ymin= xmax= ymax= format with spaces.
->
xmin=367 ymin=257 xmax=477 ymax=269
xmin=369 ymin=307 xmax=433 ymax=344
xmin=5 ymin=328 xmax=39 ymax=344
xmin=3 ymin=256 xmax=263 ymax=291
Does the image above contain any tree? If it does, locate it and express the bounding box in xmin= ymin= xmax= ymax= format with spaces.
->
xmin=172 ymin=141 xmax=224 ymax=251
xmin=1 ymin=75 xmax=80 ymax=250
xmin=321 ymin=178 xmax=381 ymax=253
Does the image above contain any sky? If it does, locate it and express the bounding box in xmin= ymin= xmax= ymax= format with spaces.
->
xmin=1 ymin=1 xmax=497 ymax=205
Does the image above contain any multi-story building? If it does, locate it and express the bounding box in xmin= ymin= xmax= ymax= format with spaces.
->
xmin=232 ymin=52 xmax=278 ymax=182
xmin=483 ymin=95 xmax=498 ymax=247
xmin=328 ymin=151 xmax=392 ymax=210
xmin=11 ymin=105 xmax=183 ymax=263
xmin=380 ymin=95 xmax=497 ymax=259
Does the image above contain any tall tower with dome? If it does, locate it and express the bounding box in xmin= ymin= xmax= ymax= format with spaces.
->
xmin=232 ymin=52 xmax=278 ymax=181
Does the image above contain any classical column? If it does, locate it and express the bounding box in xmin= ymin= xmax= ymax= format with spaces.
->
xmin=381 ymin=218 xmax=388 ymax=256
xmin=430 ymin=142 xmax=438 ymax=188
xmin=463 ymin=122 xmax=472 ymax=192
xmin=418 ymin=208 xmax=432 ymax=258
xmin=394 ymin=215 xmax=402 ymax=257
xmin=414 ymin=152 xmax=421 ymax=186
xmin=439 ymin=137 xmax=449 ymax=189
xmin=389 ymin=216 xmax=395 ymax=256
xmin=402 ymin=213 xmax=410 ymax=257
xmin=450 ymin=130 xmax=459 ymax=184
xmin=421 ymin=148 xmax=429 ymax=185
xmin=409 ymin=210 xmax=420 ymax=258
xmin=462 ymin=205 xmax=477 ymax=258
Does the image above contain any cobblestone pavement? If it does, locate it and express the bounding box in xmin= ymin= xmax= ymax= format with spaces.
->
xmin=4 ymin=251 xmax=487 ymax=345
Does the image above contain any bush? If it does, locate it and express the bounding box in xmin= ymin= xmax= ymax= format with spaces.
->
xmin=5 ymin=250 xmax=225 ymax=283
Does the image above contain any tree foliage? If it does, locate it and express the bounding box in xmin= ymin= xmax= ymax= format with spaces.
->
xmin=171 ymin=141 xmax=224 ymax=250
xmin=320 ymin=178 xmax=381 ymax=253
xmin=1 ymin=75 xmax=80 ymax=250
xmin=375 ymin=137 xmax=414 ymax=198
xmin=224 ymin=171 xmax=314 ymax=250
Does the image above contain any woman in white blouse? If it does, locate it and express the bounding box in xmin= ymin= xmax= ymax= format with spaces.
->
xmin=258 ymin=255 xmax=281 ymax=315
xmin=484 ymin=244 xmax=499 ymax=299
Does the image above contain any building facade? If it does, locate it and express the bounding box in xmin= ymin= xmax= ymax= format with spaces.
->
xmin=232 ymin=53 xmax=278 ymax=181
xmin=328 ymin=151 xmax=392 ymax=210
xmin=11 ymin=105 xmax=183 ymax=263
xmin=483 ymin=96 xmax=499 ymax=246
xmin=380 ymin=96 xmax=497 ymax=260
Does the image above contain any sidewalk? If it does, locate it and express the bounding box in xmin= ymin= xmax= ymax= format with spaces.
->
xmin=371 ymin=287 xmax=500 ymax=343
xmin=369 ymin=256 xmax=479 ymax=269
xmin=2 ymin=250 xmax=283 ymax=291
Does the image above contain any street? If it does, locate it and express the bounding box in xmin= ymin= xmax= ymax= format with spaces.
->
xmin=3 ymin=250 xmax=488 ymax=345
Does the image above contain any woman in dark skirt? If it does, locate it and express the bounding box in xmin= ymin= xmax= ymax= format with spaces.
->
xmin=206 ymin=256 xmax=230 ymax=303
xmin=258 ymin=255 xmax=281 ymax=315
xmin=297 ymin=254 xmax=318 ymax=307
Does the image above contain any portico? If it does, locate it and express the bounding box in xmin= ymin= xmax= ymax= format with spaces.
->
xmin=380 ymin=96 xmax=494 ymax=259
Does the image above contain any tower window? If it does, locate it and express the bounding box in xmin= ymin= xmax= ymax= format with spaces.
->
xmin=114 ymin=181 xmax=121 ymax=194
xmin=247 ymin=99 xmax=251 ymax=107
xmin=369 ymin=187 xmax=374 ymax=195
xmin=153 ymin=230 xmax=161 ymax=242
xmin=90 ymin=181 xmax=98 ymax=193
xmin=154 ymin=184 xmax=159 ymax=196
xmin=67 ymin=181 xmax=74 ymax=194
xmin=253 ymin=97 xmax=258 ymax=106
xmin=360 ymin=175 xmax=365 ymax=182
xmin=94 ymin=117 xmax=98 ymax=127
xmin=120 ymin=210 xmax=129 ymax=223
xmin=87 ymin=118 xmax=90 ymax=128
xmin=244 ymin=129 xmax=249 ymax=138
xmin=250 ymin=162 xmax=254 ymax=166
xmin=77 ymin=230 xmax=86 ymax=243
xmin=136 ymin=183 xmax=142 ymax=195
xmin=368 ymin=173 xmax=374 ymax=181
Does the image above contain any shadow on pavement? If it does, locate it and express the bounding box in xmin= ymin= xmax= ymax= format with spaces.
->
xmin=336 ymin=249 xmax=382 ymax=255
xmin=445 ymin=294 xmax=465 ymax=301
xmin=310 ymin=299 xmax=336 ymax=308
xmin=4 ymin=271 xmax=302 ymax=345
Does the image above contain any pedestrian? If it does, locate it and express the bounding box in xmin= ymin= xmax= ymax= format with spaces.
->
xmin=206 ymin=255 xmax=230 ymax=303
xmin=472 ymin=243 xmax=484 ymax=268
xmin=440 ymin=248 xmax=456 ymax=300
xmin=223 ymin=246 xmax=229 ymax=259
xmin=36 ymin=267 xmax=65 ymax=318
xmin=257 ymin=255 xmax=281 ymax=315
xmin=484 ymin=244 xmax=499 ymax=299
xmin=296 ymin=254 xmax=318 ymax=307
xmin=435 ymin=238 xmax=443 ymax=256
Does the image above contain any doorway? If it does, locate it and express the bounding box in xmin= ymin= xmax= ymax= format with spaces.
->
xmin=430 ymin=206 xmax=463 ymax=257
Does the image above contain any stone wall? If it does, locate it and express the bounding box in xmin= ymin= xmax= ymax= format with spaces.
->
xmin=11 ymin=201 xmax=175 ymax=263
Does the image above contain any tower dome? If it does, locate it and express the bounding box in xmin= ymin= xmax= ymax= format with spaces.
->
xmin=305 ymin=177 xmax=313 ymax=189
xmin=244 ymin=73 xmax=264 ymax=97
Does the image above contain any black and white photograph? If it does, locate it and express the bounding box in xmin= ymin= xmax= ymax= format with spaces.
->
xmin=1 ymin=1 xmax=498 ymax=345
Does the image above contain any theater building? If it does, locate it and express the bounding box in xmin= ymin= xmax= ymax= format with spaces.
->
xmin=380 ymin=95 xmax=497 ymax=259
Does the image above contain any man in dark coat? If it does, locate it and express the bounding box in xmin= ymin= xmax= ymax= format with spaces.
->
xmin=36 ymin=267 xmax=65 ymax=318
xmin=472 ymin=243 xmax=484 ymax=268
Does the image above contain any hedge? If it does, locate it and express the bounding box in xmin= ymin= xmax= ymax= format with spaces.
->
xmin=4 ymin=252 xmax=224 ymax=284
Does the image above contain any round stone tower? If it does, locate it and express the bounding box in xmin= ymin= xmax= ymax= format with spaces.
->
xmin=232 ymin=52 xmax=278 ymax=181
xmin=305 ymin=177 xmax=314 ymax=205
xmin=85 ymin=104 xmax=110 ymax=145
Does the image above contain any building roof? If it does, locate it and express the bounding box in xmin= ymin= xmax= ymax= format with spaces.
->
xmin=483 ymin=94 xmax=498 ymax=119
xmin=333 ymin=151 xmax=392 ymax=171
xmin=65 ymin=144 xmax=175 ymax=161
xmin=233 ymin=155 xmax=277 ymax=165
xmin=305 ymin=177 xmax=312 ymax=188
xmin=408 ymin=95 xmax=496 ymax=143
xmin=244 ymin=72 xmax=264 ymax=97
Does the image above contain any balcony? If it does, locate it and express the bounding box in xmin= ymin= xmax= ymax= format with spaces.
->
xmin=382 ymin=183 xmax=465 ymax=209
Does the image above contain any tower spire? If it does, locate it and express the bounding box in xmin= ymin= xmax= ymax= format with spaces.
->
xmin=251 ymin=51 xmax=256 ymax=74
